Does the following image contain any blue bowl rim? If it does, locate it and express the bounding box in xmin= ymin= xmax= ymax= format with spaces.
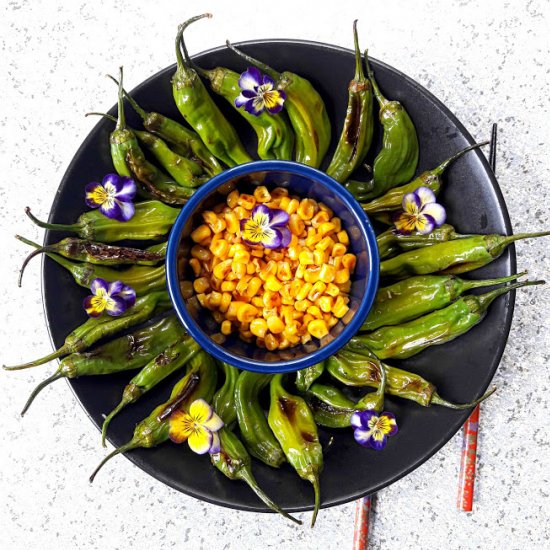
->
xmin=166 ymin=159 xmax=380 ymax=373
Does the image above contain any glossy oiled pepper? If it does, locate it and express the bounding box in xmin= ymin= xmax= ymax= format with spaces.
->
xmin=18 ymin=315 xmax=183 ymax=416
xmin=359 ymin=142 xmax=488 ymax=221
xmin=349 ymin=280 xmax=543 ymax=360
xmin=173 ymin=15 xmax=252 ymax=167
xmin=17 ymin=237 xmax=166 ymax=295
xmin=210 ymin=428 xmax=301 ymax=524
xmin=380 ymin=231 xmax=550 ymax=278
xmin=101 ymin=335 xmax=201 ymax=445
xmin=89 ymin=350 xmax=217 ymax=482
xmin=25 ymin=200 xmax=179 ymax=242
xmin=326 ymin=21 xmax=373 ymax=182
xmin=226 ymin=42 xmax=331 ymax=168
xmin=235 ymin=371 xmax=286 ymax=468
xmin=345 ymin=55 xmax=419 ymax=200
xmin=295 ymin=361 xmax=325 ymax=392
xmin=268 ymin=374 xmax=323 ymax=527
xmin=4 ymin=290 xmax=171 ymax=370
xmin=212 ymin=362 xmax=240 ymax=427
xmin=361 ymin=272 xmax=525 ymax=332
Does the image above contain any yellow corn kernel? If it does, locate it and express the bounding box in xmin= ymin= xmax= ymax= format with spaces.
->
xmin=262 ymin=307 xmax=278 ymax=319
xmin=295 ymin=264 xmax=306 ymax=279
xmin=226 ymin=300 xmax=243 ymax=320
xmin=180 ymin=280 xmax=194 ymax=299
xmin=278 ymin=337 xmax=291 ymax=350
xmin=295 ymin=299 xmax=312 ymax=312
xmin=189 ymin=258 xmax=202 ymax=277
xmin=191 ymin=245 xmax=211 ymax=262
xmin=265 ymin=275 xmax=282 ymax=292
xmin=308 ymin=319 xmax=329 ymax=339
xmin=331 ymin=256 xmax=343 ymax=270
xmin=237 ymin=304 xmax=259 ymax=324
xmin=330 ymin=217 xmax=342 ymax=232
xmin=299 ymin=250 xmax=314 ymax=265
xmin=234 ymin=206 xmax=249 ymax=220
xmin=306 ymin=305 xmax=323 ymax=319
xmin=208 ymin=291 xmax=222 ymax=308
xmin=255 ymin=337 xmax=266 ymax=348
xmin=297 ymin=198 xmax=317 ymax=220
xmin=219 ymin=292 xmax=232 ymax=313
xmin=191 ymin=224 xmax=211 ymax=244
xmin=327 ymin=316 xmax=339 ymax=328
xmin=210 ymin=239 xmax=230 ymax=259
xmin=251 ymin=248 xmax=264 ymax=258
xmin=318 ymin=203 xmax=333 ymax=217
xmin=224 ymin=211 xmax=239 ymax=233
xmin=307 ymin=281 xmax=327 ymax=301
xmin=234 ymin=249 xmax=251 ymax=264
xmin=263 ymin=290 xmax=282 ymax=309
xmin=228 ymin=243 xmax=245 ymax=258
xmin=295 ymin=282 xmax=313 ymax=301
xmin=221 ymin=281 xmax=237 ymax=292
xmin=325 ymin=282 xmax=340 ymax=297
xmin=210 ymin=277 xmax=223 ymax=292
xmin=277 ymin=261 xmax=292 ymax=281
xmin=265 ymin=333 xmax=278 ymax=351
xmin=235 ymin=276 xmax=251 ymax=295
xmin=240 ymin=330 xmax=254 ymax=343
xmin=287 ymin=244 xmax=302 ymax=261
xmin=202 ymin=211 xmax=226 ymax=234
xmin=316 ymin=236 xmax=334 ymax=252
xmin=335 ymin=268 xmax=351 ymax=284
xmin=311 ymin=210 xmax=330 ymax=228
xmin=317 ymin=295 xmax=333 ymax=313
xmin=213 ymin=259 xmax=232 ymax=280
xmin=288 ymin=213 xmax=305 ymax=236
xmin=302 ymin=313 xmax=314 ymax=326
xmin=259 ymin=260 xmax=278 ymax=281
xmin=250 ymin=318 xmax=268 ymax=338
xmin=232 ymin=261 xmax=247 ymax=278
xmin=196 ymin=293 xmax=208 ymax=308
xmin=313 ymin=248 xmax=328 ymax=266
xmin=226 ymin=271 xmax=238 ymax=281
xmin=227 ymin=190 xmax=240 ymax=208
xmin=301 ymin=332 xmax=312 ymax=345
xmin=238 ymin=193 xmax=256 ymax=210
xmin=319 ymin=264 xmax=336 ymax=284
xmin=269 ymin=250 xmax=285 ymax=262
xmin=245 ymin=276 xmax=262 ymax=298
xmin=251 ymin=296 xmax=264 ymax=308
xmin=221 ymin=320 xmax=232 ymax=335
xmin=318 ymin=221 xmax=336 ymax=236
xmin=334 ymin=303 xmax=350 ymax=319
xmin=246 ymin=262 xmax=256 ymax=275
xmin=304 ymin=267 xmax=320 ymax=284
xmin=283 ymin=321 xmax=299 ymax=337
xmin=337 ymin=230 xmax=350 ymax=245
xmin=289 ymin=279 xmax=301 ymax=298
xmin=342 ymin=253 xmax=357 ymax=271
xmin=271 ymin=187 xmax=289 ymax=198
xmin=305 ymin=230 xmax=322 ymax=248
xmin=286 ymin=198 xmax=300 ymax=215
xmin=278 ymin=196 xmax=291 ymax=211
xmin=331 ymin=242 xmax=347 ymax=257
xmin=280 ymin=282 xmax=293 ymax=300
xmin=338 ymin=280 xmax=352 ymax=293
xmin=266 ymin=316 xmax=284 ymax=334
xmin=193 ymin=277 xmax=211 ymax=294
xmin=253 ymin=186 xmax=271 ymax=203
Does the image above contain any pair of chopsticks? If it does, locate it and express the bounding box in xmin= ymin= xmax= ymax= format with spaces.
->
xmin=352 ymin=124 xmax=498 ymax=547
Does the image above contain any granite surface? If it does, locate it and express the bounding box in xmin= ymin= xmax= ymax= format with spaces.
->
xmin=1 ymin=0 xmax=549 ymax=548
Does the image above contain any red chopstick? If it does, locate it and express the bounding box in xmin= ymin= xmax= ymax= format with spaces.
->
xmin=456 ymin=123 xmax=498 ymax=512
xmin=353 ymin=495 xmax=372 ymax=549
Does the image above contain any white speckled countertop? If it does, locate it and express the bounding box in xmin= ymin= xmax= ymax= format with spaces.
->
xmin=1 ymin=1 xmax=549 ymax=548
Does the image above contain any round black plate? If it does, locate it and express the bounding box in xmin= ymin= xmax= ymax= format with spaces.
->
xmin=42 ymin=40 xmax=515 ymax=513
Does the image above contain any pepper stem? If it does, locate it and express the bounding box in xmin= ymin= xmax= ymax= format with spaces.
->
xmin=434 ymin=141 xmax=490 ymax=175
xmin=237 ymin=467 xmax=302 ymax=525
xmin=431 ymin=386 xmax=497 ymax=409
xmin=364 ymin=53 xmax=388 ymax=108
xmin=105 ymin=75 xmax=149 ymax=121
xmin=225 ymin=40 xmax=280 ymax=81
xmin=460 ymin=270 xmax=527 ymax=293
xmin=176 ymin=14 xmax=212 ymax=72
xmin=476 ymin=279 xmax=545 ymax=311
xmin=89 ymin=441 xmax=137 ymax=483
xmin=501 ymin=230 xmax=550 ymax=246
xmin=3 ymin=344 xmax=69 ymax=371
xmin=352 ymin=20 xmax=365 ymax=81
xmin=309 ymin=473 xmax=321 ymax=527
xmin=101 ymin=400 xmax=128 ymax=447
xmin=116 ymin=66 xmax=125 ymax=131
xmin=25 ymin=207 xmax=79 ymax=233
xmin=85 ymin=111 xmax=118 ymax=124
xmin=16 ymin=234 xmax=48 ymax=287
xmin=20 ymin=372 xmax=64 ymax=416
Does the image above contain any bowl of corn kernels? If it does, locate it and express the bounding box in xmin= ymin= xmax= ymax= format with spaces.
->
xmin=166 ymin=160 xmax=379 ymax=373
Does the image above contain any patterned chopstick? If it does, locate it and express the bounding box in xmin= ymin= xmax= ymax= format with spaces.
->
xmin=353 ymin=495 xmax=372 ymax=549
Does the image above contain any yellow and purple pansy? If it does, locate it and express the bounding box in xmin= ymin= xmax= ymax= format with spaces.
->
xmin=351 ymin=410 xmax=398 ymax=451
xmin=168 ymin=399 xmax=224 ymax=454
xmin=240 ymin=204 xmax=292 ymax=249
xmin=393 ymin=186 xmax=446 ymax=235
xmin=235 ymin=67 xmax=286 ymax=116
xmin=83 ymin=278 xmax=136 ymax=318
xmin=85 ymin=174 xmax=137 ymax=222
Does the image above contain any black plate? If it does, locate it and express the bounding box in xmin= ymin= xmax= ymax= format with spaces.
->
xmin=42 ymin=40 xmax=515 ymax=513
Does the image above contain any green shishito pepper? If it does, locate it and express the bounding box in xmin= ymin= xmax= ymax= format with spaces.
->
xmin=89 ymin=351 xmax=217 ymax=482
xmin=268 ymin=374 xmax=323 ymax=527
xmin=349 ymin=280 xmax=544 ymax=360
xmin=345 ymin=55 xmax=419 ymax=200
xmin=101 ymin=336 xmax=201 ymax=446
xmin=326 ymin=22 xmax=374 ymax=183
xmin=18 ymin=315 xmax=183 ymax=416
xmin=235 ymin=371 xmax=286 ymax=468
xmin=380 ymin=231 xmax=550 ymax=279
xmin=173 ymin=15 xmax=252 ymax=167
xmin=25 ymin=200 xmax=179 ymax=242
xmin=361 ymin=272 xmax=526 ymax=332
xmin=295 ymin=361 xmax=325 ymax=393
xmin=212 ymin=361 xmax=240 ymax=427
xmin=225 ymin=42 xmax=331 ymax=169
xmin=359 ymin=142 xmax=488 ymax=221
xmin=3 ymin=290 xmax=171 ymax=370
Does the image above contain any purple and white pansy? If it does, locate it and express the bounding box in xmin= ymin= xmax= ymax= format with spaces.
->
xmin=83 ymin=278 xmax=136 ymax=318
xmin=235 ymin=67 xmax=286 ymax=116
xmin=393 ymin=186 xmax=446 ymax=235
xmin=240 ymin=204 xmax=292 ymax=249
xmin=85 ymin=173 xmax=137 ymax=222
xmin=351 ymin=410 xmax=398 ymax=451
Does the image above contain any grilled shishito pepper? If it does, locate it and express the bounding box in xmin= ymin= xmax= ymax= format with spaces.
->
xmin=226 ymin=42 xmax=331 ymax=168
xmin=361 ymin=272 xmax=526 ymax=332
xmin=101 ymin=336 xmax=201 ymax=446
xmin=268 ymin=374 xmax=323 ymax=527
xmin=235 ymin=371 xmax=286 ymax=468
xmin=295 ymin=361 xmax=325 ymax=392
xmin=89 ymin=351 xmax=217 ymax=482
xmin=380 ymin=231 xmax=550 ymax=278
xmin=212 ymin=361 xmax=240 ymax=427
xmin=326 ymin=22 xmax=373 ymax=182
xmin=349 ymin=280 xmax=544 ymax=360
xmin=25 ymin=200 xmax=179 ymax=242
xmin=173 ymin=15 xmax=252 ymax=167
xmin=4 ymin=290 xmax=171 ymax=370
xmin=18 ymin=315 xmax=183 ymax=416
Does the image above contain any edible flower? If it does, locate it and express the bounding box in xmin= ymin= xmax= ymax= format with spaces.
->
xmin=393 ymin=186 xmax=446 ymax=235
xmin=351 ymin=410 xmax=398 ymax=451
xmin=83 ymin=278 xmax=136 ymax=318
xmin=240 ymin=204 xmax=292 ymax=249
xmin=168 ymin=399 xmax=224 ymax=454
xmin=85 ymin=174 xmax=136 ymax=221
xmin=235 ymin=67 xmax=286 ymax=116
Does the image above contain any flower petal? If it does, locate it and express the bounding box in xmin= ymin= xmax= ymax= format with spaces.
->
xmin=114 ymin=199 xmax=135 ymax=222
xmin=235 ymin=94 xmax=250 ymax=108
xmin=238 ymin=67 xmax=262 ymax=91
xmin=357 ymin=409 xmax=379 ymax=429
xmin=368 ymin=431 xmax=388 ymax=451
xmin=415 ymin=186 xmax=437 ymax=207
xmin=353 ymin=427 xmax=372 ymax=447
xmin=262 ymin=74 xmax=276 ymax=87
xmin=259 ymin=227 xmax=282 ymax=249
xmin=118 ymin=284 xmax=136 ymax=308
xmin=414 ymin=214 xmax=436 ymax=235
xmin=209 ymin=431 xmax=221 ymax=454
xmin=244 ymin=98 xmax=265 ymax=116
xmin=83 ymin=294 xmax=104 ymax=317
xmin=420 ymin=202 xmax=446 ymax=227
xmin=99 ymin=198 xmax=123 ymax=220
xmin=203 ymin=411 xmax=224 ymax=432
xmin=379 ymin=412 xmax=398 ymax=436
xmin=402 ymin=191 xmax=422 ymax=215
xmin=168 ymin=410 xmax=193 ymax=443
xmin=90 ymin=278 xmax=109 ymax=296
xmin=267 ymin=208 xmax=290 ymax=227
xmin=350 ymin=411 xmax=364 ymax=429
xmin=277 ymin=226 xmax=292 ymax=248
xmin=188 ymin=426 xmax=213 ymax=455
xmin=107 ymin=280 xmax=124 ymax=296
xmin=104 ymin=295 xmax=127 ymax=317
xmin=189 ymin=398 xmax=212 ymax=424
xmin=114 ymin=176 xmax=137 ymax=201
xmin=85 ymin=182 xmax=108 ymax=209
xmin=251 ymin=204 xmax=272 ymax=221
xmin=393 ymin=212 xmax=418 ymax=235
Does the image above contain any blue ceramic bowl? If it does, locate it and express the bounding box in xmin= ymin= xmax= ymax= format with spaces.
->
xmin=166 ymin=160 xmax=379 ymax=373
